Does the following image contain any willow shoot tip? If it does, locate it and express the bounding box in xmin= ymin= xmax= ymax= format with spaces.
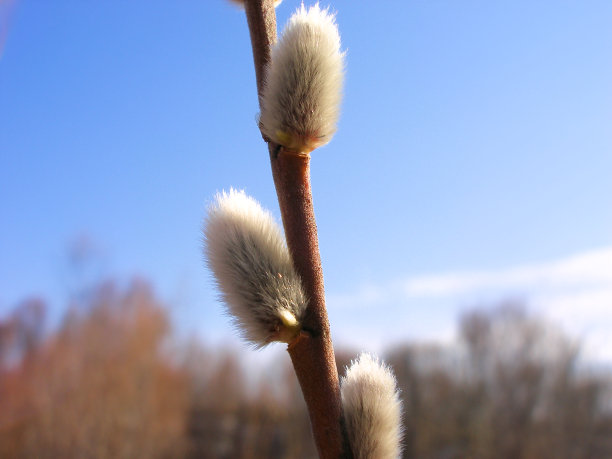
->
xmin=260 ymin=2 xmax=345 ymax=154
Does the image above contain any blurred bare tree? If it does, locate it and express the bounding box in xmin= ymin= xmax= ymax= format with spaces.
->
xmin=184 ymin=348 xmax=317 ymax=459
xmin=387 ymin=304 xmax=612 ymax=459
xmin=0 ymin=281 xmax=187 ymax=459
xmin=1 ymin=287 xmax=611 ymax=458
xmin=62 ymin=233 xmax=108 ymax=310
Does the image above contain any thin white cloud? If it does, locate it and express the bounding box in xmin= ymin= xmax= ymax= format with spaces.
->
xmin=327 ymin=246 xmax=612 ymax=363
xmin=327 ymin=283 xmax=389 ymax=309
xmin=403 ymin=247 xmax=612 ymax=298
xmin=329 ymin=247 xmax=612 ymax=308
xmin=536 ymin=286 xmax=612 ymax=362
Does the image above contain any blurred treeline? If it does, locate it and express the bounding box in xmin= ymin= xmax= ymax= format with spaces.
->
xmin=1 ymin=280 xmax=611 ymax=459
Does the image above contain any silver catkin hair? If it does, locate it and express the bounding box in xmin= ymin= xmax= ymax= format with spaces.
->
xmin=341 ymin=353 xmax=403 ymax=459
xmin=260 ymin=3 xmax=345 ymax=152
xmin=203 ymin=189 xmax=307 ymax=347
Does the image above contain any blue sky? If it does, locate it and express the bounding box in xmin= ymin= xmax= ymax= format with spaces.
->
xmin=1 ymin=1 xmax=611 ymax=360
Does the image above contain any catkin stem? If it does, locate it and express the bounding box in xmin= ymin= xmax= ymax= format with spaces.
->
xmin=243 ymin=1 xmax=351 ymax=457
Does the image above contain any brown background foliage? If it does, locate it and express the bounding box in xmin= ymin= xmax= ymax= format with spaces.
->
xmin=1 ymin=282 xmax=611 ymax=458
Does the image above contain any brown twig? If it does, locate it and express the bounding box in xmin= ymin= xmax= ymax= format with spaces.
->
xmin=243 ymin=1 xmax=351 ymax=457
xmin=270 ymin=148 xmax=350 ymax=458
xmin=243 ymin=0 xmax=277 ymax=104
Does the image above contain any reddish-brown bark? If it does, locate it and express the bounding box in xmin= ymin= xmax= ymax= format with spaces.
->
xmin=243 ymin=1 xmax=351 ymax=456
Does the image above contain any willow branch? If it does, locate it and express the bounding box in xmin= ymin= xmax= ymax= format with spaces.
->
xmin=243 ymin=0 xmax=277 ymax=104
xmin=269 ymin=147 xmax=350 ymax=458
xmin=243 ymin=1 xmax=350 ymax=457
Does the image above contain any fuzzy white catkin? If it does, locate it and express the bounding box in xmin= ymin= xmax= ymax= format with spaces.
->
xmin=341 ymin=353 xmax=403 ymax=459
xmin=203 ymin=189 xmax=307 ymax=347
xmin=260 ymin=3 xmax=344 ymax=153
